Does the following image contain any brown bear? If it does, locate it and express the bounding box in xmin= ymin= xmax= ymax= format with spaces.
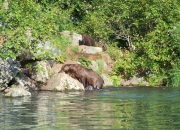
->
xmin=79 ymin=34 xmax=95 ymax=46
xmin=59 ymin=64 xmax=104 ymax=90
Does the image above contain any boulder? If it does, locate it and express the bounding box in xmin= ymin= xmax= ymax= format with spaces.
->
xmin=61 ymin=30 xmax=82 ymax=46
xmin=79 ymin=45 xmax=102 ymax=54
xmin=90 ymin=60 xmax=107 ymax=73
xmin=101 ymin=74 xmax=113 ymax=87
xmin=4 ymin=85 xmax=31 ymax=97
xmin=31 ymin=61 xmax=51 ymax=83
xmin=18 ymin=27 xmax=61 ymax=61
xmin=40 ymin=72 xmax=84 ymax=91
xmin=72 ymin=33 xmax=82 ymax=46
xmin=120 ymin=74 xmax=149 ymax=86
xmin=15 ymin=73 xmax=37 ymax=91
xmin=35 ymin=41 xmax=61 ymax=59
xmin=0 ymin=59 xmax=21 ymax=90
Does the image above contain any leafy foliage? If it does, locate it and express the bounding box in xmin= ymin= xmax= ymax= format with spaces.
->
xmin=105 ymin=44 xmax=122 ymax=61
xmin=55 ymin=55 xmax=65 ymax=63
xmin=96 ymin=60 xmax=105 ymax=75
xmin=113 ymin=51 xmax=137 ymax=79
xmin=78 ymin=57 xmax=91 ymax=68
xmin=170 ymin=66 xmax=180 ymax=87
xmin=110 ymin=75 xmax=121 ymax=87
xmin=0 ymin=0 xmax=72 ymax=59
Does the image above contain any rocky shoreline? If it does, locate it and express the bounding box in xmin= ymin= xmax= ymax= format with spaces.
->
xmin=0 ymin=31 xmax=148 ymax=98
xmin=0 ymin=52 xmax=113 ymax=97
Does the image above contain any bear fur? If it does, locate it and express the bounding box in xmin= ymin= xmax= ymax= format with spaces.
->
xmin=79 ymin=34 xmax=95 ymax=46
xmin=59 ymin=64 xmax=104 ymax=90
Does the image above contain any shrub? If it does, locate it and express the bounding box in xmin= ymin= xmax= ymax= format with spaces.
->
xmin=105 ymin=44 xmax=122 ymax=61
xmin=113 ymin=51 xmax=136 ymax=79
xmin=110 ymin=75 xmax=121 ymax=87
xmin=78 ymin=57 xmax=91 ymax=68
xmin=55 ymin=55 xmax=65 ymax=63
xmin=97 ymin=60 xmax=105 ymax=75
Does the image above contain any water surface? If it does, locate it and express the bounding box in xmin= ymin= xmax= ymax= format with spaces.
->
xmin=0 ymin=87 xmax=180 ymax=130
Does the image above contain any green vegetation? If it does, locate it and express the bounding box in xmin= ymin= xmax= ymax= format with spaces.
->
xmin=78 ymin=57 xmax=91 ymax=68
xmin=1 ymin=0 xmax=180 ymax=87
xmin=110 ymin=75 xmax=121 ymax=87
xmin=55 ymin=55 xmax=65 ymax=63
xmin=35 ymin=64 xmax=45 ymax=74
xmin=96 ymin=59 xmax=105 ymax=75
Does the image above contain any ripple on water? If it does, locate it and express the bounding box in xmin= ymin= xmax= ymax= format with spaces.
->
xmin=0 ymin=87 xmax=180 ymax=129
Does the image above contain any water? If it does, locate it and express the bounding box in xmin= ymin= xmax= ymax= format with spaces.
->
xmin=1 ymin=87 xmax=180 ymax=130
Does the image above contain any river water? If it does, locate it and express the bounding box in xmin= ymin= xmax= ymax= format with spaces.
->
xmin=0 ymin=87 xmax=180 ymax=130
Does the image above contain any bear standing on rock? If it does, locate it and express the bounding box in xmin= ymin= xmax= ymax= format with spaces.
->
xmin=79 ymin=34 xmax=95 ymax=46
xmin=59 ymin=64 xmax=104 ymax=90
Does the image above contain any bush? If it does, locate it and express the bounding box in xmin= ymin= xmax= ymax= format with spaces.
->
xmin=97 ymin=60 xmax=105 ymax=75
xmin=105 ymin=44 xmax=122 ymax=61
xmin=0 ymin=0 xmax=73 ymax=60
xmin=110 ymin=75 xmax=121 ymax=87
xmin=78 ymin=57 xmax=91 ymax=68
xmin=113 ymin=50 xmax=136 ymax=79
xmin=171 ymin=68 xmax=180 ymax=87
xmin=55 ymin=55 xmax=65 ymax=63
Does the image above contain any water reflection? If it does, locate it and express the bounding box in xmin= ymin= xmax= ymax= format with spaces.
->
xmin=0 ymin=87 xmax=180 ymax=129
xmin=0 ymin=95 xmax=37 ymax=130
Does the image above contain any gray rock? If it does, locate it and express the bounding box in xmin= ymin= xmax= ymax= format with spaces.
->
xmin=19 ymin=27 xmax=61 ymax=61
xmin=120 ymin=79 xmax=131 ymax=86
xmin=71 ymin=33 xmax=82 ymax=46
xmin=35 ymin=41 xmax=61 ymax=60
xmin=61 ymin=30 xmax=82 ymax=46
xmin=4 ymin=85 xmax=31 ymax=97
xmin=79 ymin=45 xmax=102 ymax=54
xmin=15 ymin=73 xmax=37 ymax=91
xmin=31 ymin=61 xmax=51 ymax=83
xmin=101 ymin=74 xmax=113 ymax=87
xmin=90 ymin=60 xmax=107 ymax=72
xmin=120 ymin=74 xmax=149 ymax=86
xmin=41 ymin=72 xmax=84 ymax=91
xmin=0 ymin=59 xmax=21 ymax=88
